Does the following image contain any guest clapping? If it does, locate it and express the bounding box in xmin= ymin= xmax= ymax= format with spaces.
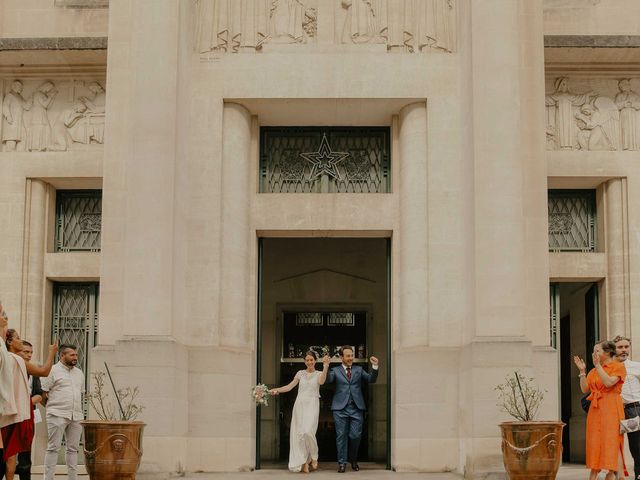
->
xmin=574 ymin=341 xmax=627 ymax=480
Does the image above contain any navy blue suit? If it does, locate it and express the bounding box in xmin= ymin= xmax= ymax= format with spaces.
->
xmin=326 ymin=364 xmax=378 ymax=465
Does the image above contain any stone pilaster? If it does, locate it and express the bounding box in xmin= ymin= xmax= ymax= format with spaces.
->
xmin=397 ymin=102 xmax=429 ymax=348
xmin=606 ymin=178 xmax=630 ymax=337
xmin=460 ymin=1 xmax=549 ymax=477
xmin=20 ymin=179 xmax=48 ymax=355
xmin=219 ymin=103 xmax=253 ymax=349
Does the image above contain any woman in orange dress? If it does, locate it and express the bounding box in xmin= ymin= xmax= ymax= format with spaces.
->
xmin=574 ymin=341 xmax=627 ymax=480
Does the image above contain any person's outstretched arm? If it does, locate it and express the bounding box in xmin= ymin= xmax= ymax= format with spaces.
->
xmin=270 ymin=373 xmax=300 ymax=395
xmin=26 ymin=339 xmax=58 ymax=377
xmin=318 ymin=356 xmax=330 ymax=385
xmin=361 ymin=356 xmax=379 ymax=383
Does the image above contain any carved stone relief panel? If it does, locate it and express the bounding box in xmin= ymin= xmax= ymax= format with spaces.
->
xmin=194 ymin=0 xmax=318 ymax=54
xmin=546 ymin=77 xmax=640 ymax=151
xmin=337 ymin=0 xmax=455 ymax=53
xmin=1 ymin=78 xmax=106 ymax=152
xmin=193 ymin=0 xmax=455 ymax=54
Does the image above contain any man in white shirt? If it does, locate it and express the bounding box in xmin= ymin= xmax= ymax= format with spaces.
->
xmin=41 ymin=345 xmax=84 ymax=480
xmin=615 ymin=335 xmax=640 ymax=480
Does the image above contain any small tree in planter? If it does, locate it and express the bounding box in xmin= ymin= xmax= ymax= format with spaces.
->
xmin=82 ymin=364 xmax=146 ymax=480
xmin=496 ymin=371 xmax=564 ymax=480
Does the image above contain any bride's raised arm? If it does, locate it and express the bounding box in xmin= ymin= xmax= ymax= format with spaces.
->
xmin=270 ymin=372 xmax=301 ymax=395
xmin=318 ymin=355 xmax=330 ymax=385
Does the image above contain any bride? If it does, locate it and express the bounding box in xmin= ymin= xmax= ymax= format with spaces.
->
xmin=271 ymin=351 xmax=330 ymax=473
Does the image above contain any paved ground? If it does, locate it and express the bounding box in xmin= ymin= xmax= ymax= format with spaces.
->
xmin=138 ymin=464 xmax=591 ymax=480
xmin=33 ymin=463 xmax=593 ymax=479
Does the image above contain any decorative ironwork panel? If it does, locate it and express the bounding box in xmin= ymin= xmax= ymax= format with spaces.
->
xmin=55 ymin=190 xmax=102 ymax=252
xmin=52 ymin=283 xmax=99 ymax=417
xmin=548 ymin=190 xmax=596 ymax=252
xmin=327 ymin=312 xmax=355 ymax=327
xmin=295 ymin=312 xmax=323 ymax=327
xmin=260 ymin=127 xmax=391 ymax=193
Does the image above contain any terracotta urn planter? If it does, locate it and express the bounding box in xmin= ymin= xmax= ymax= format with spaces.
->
xmin=500 ymin=421 xmax=565 ymax=480
xmin=81 ymin=420 xmax=145 ymax=480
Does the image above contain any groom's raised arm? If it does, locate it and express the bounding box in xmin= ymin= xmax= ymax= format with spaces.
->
xmin=361 ymin=356 xmax=379 ymax=384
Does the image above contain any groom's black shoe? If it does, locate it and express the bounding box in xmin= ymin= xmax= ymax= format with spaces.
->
xmin=351 ymin=462 xmax=360 ymax=471
xmin=338 ymin=464 xmax=346 ymax=473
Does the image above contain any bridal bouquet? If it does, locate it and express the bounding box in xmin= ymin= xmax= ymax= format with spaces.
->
xmin=251 ymin=383 xmax=272 ymax=407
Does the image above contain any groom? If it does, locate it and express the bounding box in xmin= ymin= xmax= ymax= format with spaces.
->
xmin=326 ymin=345 xmax=379 ymax=473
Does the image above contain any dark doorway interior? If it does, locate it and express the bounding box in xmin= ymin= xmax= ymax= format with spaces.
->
xmin=553 ymin=282 xmax=600 ymax=463
xmin=257 ymin=238 xmax=389 ymax=469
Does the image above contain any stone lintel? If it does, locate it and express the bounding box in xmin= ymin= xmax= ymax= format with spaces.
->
xmin=545 ymin=35 xmax=640 ymax=48
xmin=0 ymin=37 xmax=107 ymax=51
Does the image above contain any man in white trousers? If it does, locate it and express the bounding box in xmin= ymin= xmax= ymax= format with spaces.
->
xmin=41 ymin=345 xmax=84 ymax=480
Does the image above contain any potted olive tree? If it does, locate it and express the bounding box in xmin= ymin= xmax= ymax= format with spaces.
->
xmin=82 ymin=364 xmax=145 ymax=480
xmin=496 ymin=371 xmax=564 ymax=480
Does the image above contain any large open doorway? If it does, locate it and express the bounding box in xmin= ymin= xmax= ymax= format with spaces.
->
xmin=257 ymin=238 xmax=390 ymax=469
xmin=551 ymin=282 xmax=600 ymax=464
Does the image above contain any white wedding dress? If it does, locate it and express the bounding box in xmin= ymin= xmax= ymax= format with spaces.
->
xmin=288 ymin=370 xmax=321 ymax=472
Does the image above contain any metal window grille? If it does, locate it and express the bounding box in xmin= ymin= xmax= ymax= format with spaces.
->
xmin=55 ymin=190 xmax=102 ymax=252
xmin=295 ymin=312 xmax=324 ymax=326
xmin=548 ymin=190 xmax=596 ymax=252
xmin=52 ymin=282 xmax=99 ymax=417
xmin=327 ymin=313 xmax=355 ymax=327
xmin=260 ymin=127 xmax=391 ymax=193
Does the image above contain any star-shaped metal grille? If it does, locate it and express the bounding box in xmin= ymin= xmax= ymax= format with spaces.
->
xmin=299 ymin=134 xmax=349 ymax=180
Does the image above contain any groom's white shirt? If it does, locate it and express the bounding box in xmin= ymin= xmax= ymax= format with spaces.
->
xmin=342 ymin=363 xmax=378 ymax=372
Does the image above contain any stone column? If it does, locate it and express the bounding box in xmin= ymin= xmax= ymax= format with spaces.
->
xmin=398 ymin=102 xmax=429 ymax=348
xmin=219 ymin=103 xmax=252 ymax=348
xmin=472 ymin=2 xmax=527 ymax=339
xmin=107 ymin=0 xmax=179 ymax=338
xmin=99 ymin=2 xmax=186 ymax=472
xmin=606 ymin=178 xmax=629 ymax=337
xmin=459 ymin=1 xmax=544 ymax=477
xmin=20 ymin=179 xmax=47 ymax=355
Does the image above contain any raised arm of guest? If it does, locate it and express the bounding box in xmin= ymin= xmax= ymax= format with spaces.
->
xmin=26 ymin=339 xmax=58 ymax=377
xmin=574 ymin=355 xmax=589 ymax=393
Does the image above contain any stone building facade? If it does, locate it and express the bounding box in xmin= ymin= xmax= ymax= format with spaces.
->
xmin=1 ymin=0 xmax=639 ymax=476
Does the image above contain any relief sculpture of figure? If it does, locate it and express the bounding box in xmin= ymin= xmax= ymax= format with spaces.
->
xmin=79 ymin=81 xmax=106 ymax=144
xmin=575 ymin=97 xmax=621 ymax=151
xmin=239 ymin=0 xmax=269 ymax=50
xmin=269 ymin=0 xmax=305 ymax=44
xmin=414 ymin=0 xmax=454 ymax=52
xmin=341 ymin=0 xmax=386 ymax=45
xmin=2 ymin=80 xmax=28 ymax=152
xmin=48 ymin=102 xmax=88 ymax=152
xmin=194 ymin=0 xmax=268 ymax=53
xmin=26 ymin=81 xmax=58 ymax=152
xmin=615 ymin=79 xmax=640 ymax=150
xmin=386 ymin=0 xmax=412 ymax=51
xmin=546 ymin=77 xmax=595 ymax=150
xmin=194 ymin=0 xmax=240 ymax=53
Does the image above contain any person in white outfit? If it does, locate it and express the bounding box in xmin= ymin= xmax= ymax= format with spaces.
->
xmin=41 ymin=345 xmax=84 ymax=480
xmin=271 ymin=351 xmax=330 ymax=473
xmin=615 ymin=335 xmax=640 ymax=480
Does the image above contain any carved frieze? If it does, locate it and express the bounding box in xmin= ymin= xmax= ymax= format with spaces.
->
xmin=546 ymin=77 xmax=640 ymax=151
xmin=1 ymin=78 xmax=105 ymax=152
xmin=194 ymin=0 xmax=318 ymax=53
xmin=338 ymin=0 xmax=455 ymax=52
xmin=193 ymin=0 xmax=455 ymax=54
